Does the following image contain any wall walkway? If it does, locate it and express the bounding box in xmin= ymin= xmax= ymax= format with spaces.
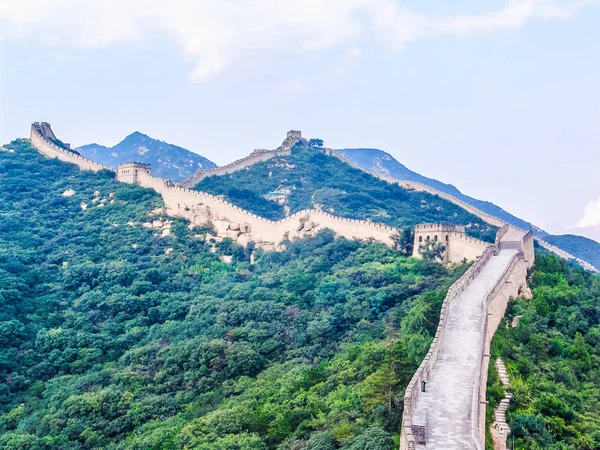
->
xmin=400 ymin=227 xmax=533 ymax=450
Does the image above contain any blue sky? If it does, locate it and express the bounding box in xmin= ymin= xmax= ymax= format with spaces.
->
xmin=1 ymin=0 xmax=599 ymax=240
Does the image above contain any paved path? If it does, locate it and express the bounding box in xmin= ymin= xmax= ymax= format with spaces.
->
xmin=412 ymin=248 xmax=518 ymax=449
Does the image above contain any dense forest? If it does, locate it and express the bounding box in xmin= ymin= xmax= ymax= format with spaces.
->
xmin=487 ymin=254 xmax=600 ymax=450
xmin=542 ymin=234 xmax=600 ymax=272
xmin=194 ymin=146 xmax=498 ymax=242
xmin=0 ymin=140 xmax=467 ymax=449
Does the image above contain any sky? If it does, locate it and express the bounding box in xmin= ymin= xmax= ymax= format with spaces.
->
xmin=1 ymin=0 xmax=599 ymax=241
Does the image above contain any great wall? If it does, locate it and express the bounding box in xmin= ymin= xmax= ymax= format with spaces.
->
xmin=30 ymin=123 xmax=397 ymax=251
xmin=26 ymin=122 xmax=590 ymax=449
xmin=400 ymin=227 xmax=534 ymax=449
xmin=178 ymin=130 xmax=303 ymax=188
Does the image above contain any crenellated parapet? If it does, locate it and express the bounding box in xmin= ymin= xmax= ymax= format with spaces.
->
xmin=29 ymin=126 xmax=398 ymax=250
xmin=30 ymin=123 xmax=113 ymax=173
xmin=178 ymin=147 xmax=292 ymax=188
xmin=178 ymin=130 xmax=312 ymax=188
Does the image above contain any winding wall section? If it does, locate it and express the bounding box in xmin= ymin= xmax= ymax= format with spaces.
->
xmin=400 ymin=228 xmax=533 ymax=450
xmin=30 ymin=123 xmax=113 ymax=173
xmin=178 ymin=148 xmax=292 ymax=188
xmin=29 ymin=124 xmax=396 ymax=250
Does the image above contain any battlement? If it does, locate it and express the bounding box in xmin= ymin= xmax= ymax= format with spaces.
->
xmin=287 ymin=130 xmax=302 ymax=139
xmin=414 ymin=223 xmax=465 ymax=233
xmin=29 ymin=123 xmax=112 ymax=172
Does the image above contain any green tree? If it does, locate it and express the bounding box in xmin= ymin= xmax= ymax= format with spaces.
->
xmin=419 ymin=240 xmax=446 ymax=262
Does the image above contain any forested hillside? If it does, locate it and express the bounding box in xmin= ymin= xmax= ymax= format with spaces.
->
xmin=487 ymin=254 xmax=600 ymax=449
xmin=337 ymin=148 xmax=539 ymax=234
xmin=0 ymin=140 xmax=466 ymax=449
xmin=194 ymin=146 xmax=498 ymax=242
xmin=542 ymin=234 xmax=600 ymax=273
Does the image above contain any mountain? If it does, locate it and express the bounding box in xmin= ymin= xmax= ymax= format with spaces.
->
xmin=542 ymin=234 xmax=600 ymax=270
xmin=194 ymin=143 xmax=499 ymax=242
xmin=76 ymin=131 xmax=216 ymax=182
xmin=0 ymin=138 xmax=461 ymax=449
xmin=337 ymin=148 xmax=546 ymax=236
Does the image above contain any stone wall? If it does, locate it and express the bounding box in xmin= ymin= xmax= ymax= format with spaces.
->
xmin=29 ymin=123 xmax=397 ymax=251
xmin=400 ymin=228 xmax=534 ymax=450
xmin=179 ymin=147 xmax=292 ymax=188
xmin=117 ymin=162 xmax=152 ymax=184
xmin=132 ymin=171 xmax=396 ymax=249
xmin=400 ymin=245 xmax=496 ymax=450
xmin=476 ymin=233 xmax=534 ymax=442
xmin=30 ymin=124 xmax=113 ymax=173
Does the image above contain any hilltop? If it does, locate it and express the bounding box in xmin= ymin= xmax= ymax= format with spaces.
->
xmin=337 ymin=148 xmax=543 ymax=234
xmin=76 ymin=131 xmax=216 ymax=182
xmin=193 ymin=144 xmax=499 ymax=242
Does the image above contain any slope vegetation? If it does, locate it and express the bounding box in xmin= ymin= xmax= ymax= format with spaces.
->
xmin=487 ymin=254 xmax=600 ymax=449
xmin=0 ymin=140 xmax=465 ymax=449
xmin=338 ymin=148 xmax=541 ymax=234
xmin=542 ymin=234 xmax=600 ymax=272
xmin=194 ymin=146 xmax=498 ymax=242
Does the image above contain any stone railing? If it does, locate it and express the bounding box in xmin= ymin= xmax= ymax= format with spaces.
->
xmin=471 ymin=249 xmax=525 ymax=448
xmin=494 ymin=224 xmax=510 ymax=247
xmin=401 ymin=244 xmax=495 ymax=450
xmin=30 ymin=125 xmax=114 ymax=173
xmin=179 ymin=147 xmax=292 ymax=188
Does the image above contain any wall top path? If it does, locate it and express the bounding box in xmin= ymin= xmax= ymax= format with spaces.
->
xmin=401 ymin=227 xmax=529 ymax=450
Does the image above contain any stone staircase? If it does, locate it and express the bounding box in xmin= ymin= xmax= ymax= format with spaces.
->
xmin=491 ymin=359 xmax=512 ymax=450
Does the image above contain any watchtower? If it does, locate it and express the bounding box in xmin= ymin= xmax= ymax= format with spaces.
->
xmin=117 ymin=162 xmax=152 ymax=184
xmin=287 ymin=130 xmax=302 ymax=139
xmin=413 ymin=223 xmax=465 ymax=263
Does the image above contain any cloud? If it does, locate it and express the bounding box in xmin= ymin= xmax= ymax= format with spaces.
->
xmin=574 ymin=196 xmax=600 ymax=228
xmin=0 ymin=0 xmax=595 ymax=81
xmin=278 ymin=80 xmax=305 ymax=92
xmin=345 ymin=46 xmax=362 ymax=63
xmin=47 ymin=51 xmax=71 ymax=62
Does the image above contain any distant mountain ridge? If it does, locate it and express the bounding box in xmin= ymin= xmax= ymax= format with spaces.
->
xmin=76 ymin=132 xmax=216 ymax=182
xmin=337 ymin=148 xmax=545 ymax=235
xmin=336 ymin=148 xmax=599 ymax=270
